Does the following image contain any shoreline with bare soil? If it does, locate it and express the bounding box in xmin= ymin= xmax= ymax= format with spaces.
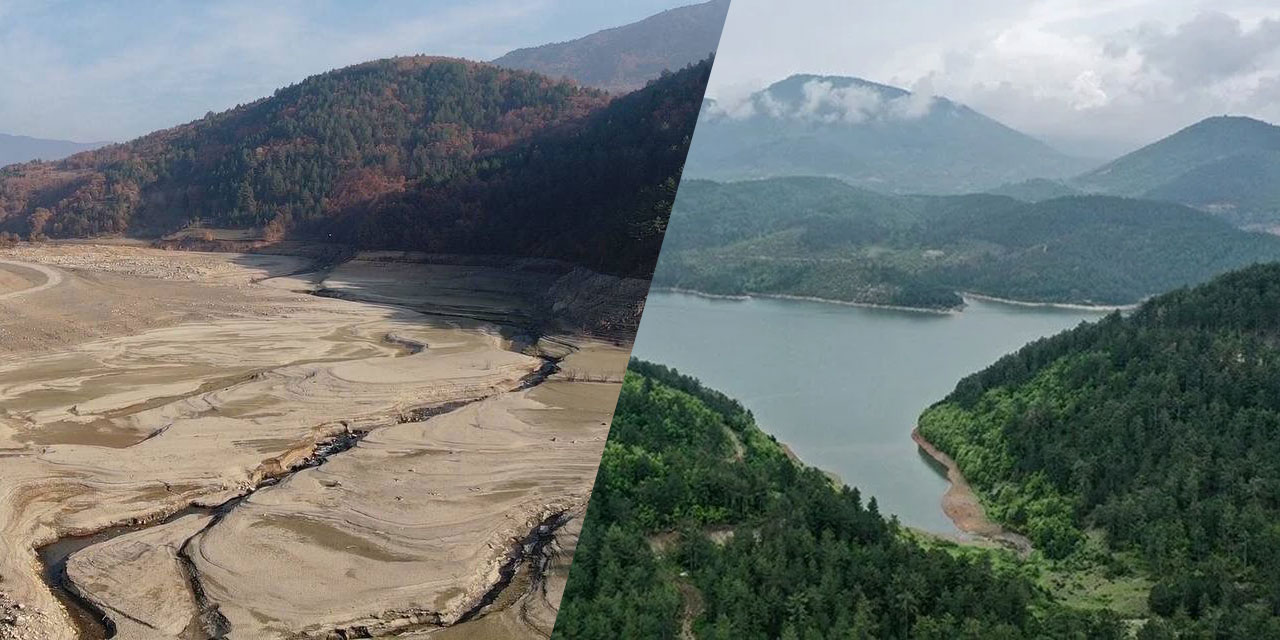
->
xmin=655 ymin=286 xmax=1130 ymax=315
xmin=911 ymin=427 xmax=1032 ymax=557
xmin=653 ymin=287 xmax=957 ymax=314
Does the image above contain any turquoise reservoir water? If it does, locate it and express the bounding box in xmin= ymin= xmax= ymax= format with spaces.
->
xmin=632 ymin=291 xmax=1107 ymax=533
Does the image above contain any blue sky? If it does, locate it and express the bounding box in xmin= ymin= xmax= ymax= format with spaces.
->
xmin=0 ymin=0 xmax=693 ymax=142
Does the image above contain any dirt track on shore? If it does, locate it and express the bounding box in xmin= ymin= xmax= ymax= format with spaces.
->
xmin=0 ymin=260 xmax=61 ymax=300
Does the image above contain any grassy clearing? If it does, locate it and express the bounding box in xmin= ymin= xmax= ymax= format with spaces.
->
xmin=906 ymin=527 xmax=1153 ymax=621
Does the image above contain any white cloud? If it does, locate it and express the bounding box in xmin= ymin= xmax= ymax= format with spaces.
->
xmin=708 ymin=0 xmax=1280 ymax=158
xmin=1069 ymin=71 xmax=1110 ymax=110
xmin=1120 ymin=11 xmax=1280 ymax=87
xmin=710 ymin=79 xmax=936 ymax=124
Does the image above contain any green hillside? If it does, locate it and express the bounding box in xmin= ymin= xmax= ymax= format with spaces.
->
xmin=655 ymin=178 xmax=1280 ymax=309
xmin=1074 ymin=116 xmax=1280 ymax=226
xmin=552 ymin=360 xmax=1126 ymax=640
xmin=1143 ymin=150 xmax=1280 ymax=226
xmin=919 ymin=264 xmax=1280 ymax=637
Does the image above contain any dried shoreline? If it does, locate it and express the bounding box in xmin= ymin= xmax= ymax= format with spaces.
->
xmin=655 ymin=286 xmax=1125 ymax=315
xmin=911 ymin=428 xmax=1032 ymax=557
xmin=0 ymin=243 xmax=632 ymax=640
xmin=653 ymin=286 xmax=957 ymax=314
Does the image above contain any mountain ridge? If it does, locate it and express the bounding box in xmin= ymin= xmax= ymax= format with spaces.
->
xmin=0 ymin=55 xmax=712 ymax=276
xmin=0 ymin=133 xmax=110 ymax=168
xmin=1072 ymin=115 xmax=1280 ymax=225
xmin=685 ymin=72 xmax=1089 ymax=194
xmin=491 ymin=0 xmax=728 ymax=93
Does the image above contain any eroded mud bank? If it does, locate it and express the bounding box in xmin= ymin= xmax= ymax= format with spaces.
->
xmin=0 ymin=244 xmax=634 ymax=640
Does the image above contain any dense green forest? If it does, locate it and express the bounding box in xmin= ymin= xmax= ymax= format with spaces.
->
xmin=919 ymin=263 xmax=1280 ymax=637
xmin=553 ymin=360 xmax=1128 ymax=639
xmin=0 ymin=56 xmax=710 ymax=276
xmin=654 ymin=177 xmax=1280 ymax=309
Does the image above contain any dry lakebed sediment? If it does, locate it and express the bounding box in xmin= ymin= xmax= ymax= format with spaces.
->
xmin=0 ymin=242 xmax=637 ymax=640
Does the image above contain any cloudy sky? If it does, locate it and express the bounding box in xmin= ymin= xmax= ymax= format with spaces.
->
xmin=0 ymin=0 xmax=691 ymax=143
xmin=712 ymin=0 xmax=1280 ymax=158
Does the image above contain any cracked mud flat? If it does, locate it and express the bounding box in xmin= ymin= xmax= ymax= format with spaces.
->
xmin=0 ymin=244 xmax=630 ymax=640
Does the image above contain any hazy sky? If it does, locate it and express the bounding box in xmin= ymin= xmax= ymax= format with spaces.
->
xmin=712 ymin=0 xmax=1280 ymax=158
xmin=0 ymin=0 xmax=692 ymax=142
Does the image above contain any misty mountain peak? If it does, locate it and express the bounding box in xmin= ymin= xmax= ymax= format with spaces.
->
xmin=765 ymin=74 xmax=910 ymax=101
xmin=688 ymin=73 xmax=1084 ymax=194
xmin=706 ymin=74 xmax=943 ymax=125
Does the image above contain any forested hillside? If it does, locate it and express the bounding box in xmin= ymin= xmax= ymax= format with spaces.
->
xmin=655 ymin=178 xmax=1280 ymax=308
xmin=552 ymin=360 xmax=1126 ymax=639
xmin=919 ymin=264 xmax=1280 ymax=637
xmin=1073 ymin=116 xmax=1280 ymax=226
xmin=492 ymin=0 xmax=728 ymax=93
xmin=0 ymin=56 xmax=711 ymax=275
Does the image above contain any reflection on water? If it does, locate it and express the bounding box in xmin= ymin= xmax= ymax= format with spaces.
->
xmin=633 ymin=292 xmax=1108 ymax=533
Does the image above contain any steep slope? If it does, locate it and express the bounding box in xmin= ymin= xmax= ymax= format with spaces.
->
xmin=654 ymin=178 xmax=1280 ymax=308
xmin=492 ymin=0 xmax=728 ymax=94
xmin=919 ymin=263 xmax=1280 ymax=638
xmin=339 ymin=58 xmax=711 ymax=275
xmin=1142 ymin=150 xmax=1280 ymax=225
xmin=552 ymin=360 xmax=1126 ymax=639
xmin=1074 ymin=116 xmax=1280 ymax=225
xmin=0 ymin=56 xmax=712 ymax=276
xmin=0 ymin=57 xmax=607 ymax=237
xmin=684 ymin=74 xmax=1089 ymax=194
xmin=0 ymin=133 xmax=108 ymax=167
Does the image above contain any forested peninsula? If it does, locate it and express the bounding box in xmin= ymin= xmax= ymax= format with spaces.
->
xmin=919 ymin=263 xmax=1280 ymax=638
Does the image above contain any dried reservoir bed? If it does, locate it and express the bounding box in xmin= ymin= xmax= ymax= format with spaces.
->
xmin=0 ymin=244 xmax=628 ymax=640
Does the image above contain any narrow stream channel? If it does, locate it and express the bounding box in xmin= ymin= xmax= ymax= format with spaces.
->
xmin=34 ymin=349 xmax=564 ymax=639
xmin=38 ymin=501 xmax=225 ymax=640
xmin=34 ymin=428 xmax=355 ymax=640
xmin=456 ymin=511 xmax=569 ymax=624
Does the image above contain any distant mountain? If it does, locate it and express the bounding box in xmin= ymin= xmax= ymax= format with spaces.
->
xmin=683 ymin=74 xmax=1090 ymax=194
xmin=1074 ymin=116 xmax=1280 ymax=225
xmin=0 ymin=56 xmax=712 ymax=276
xmin=655 ymin=177 xmax=1280 ymax=309
xmin=0 ymin=133 xmax=107 ymax=167
xmin=492 ymin=0 xmax=728 ymax=93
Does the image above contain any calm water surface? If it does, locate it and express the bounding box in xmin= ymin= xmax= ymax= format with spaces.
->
xmin=632 ymin=291 xmax=1108 ymax=534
